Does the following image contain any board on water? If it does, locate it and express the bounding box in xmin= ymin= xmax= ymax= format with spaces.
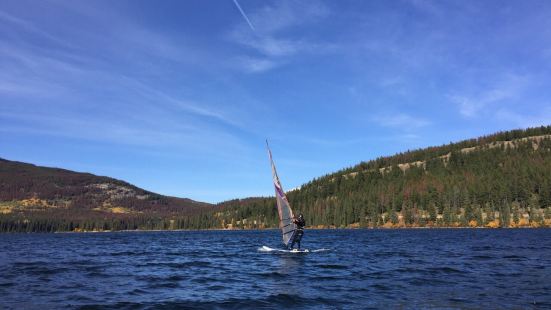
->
xmin=258 ymin=246 xmax=309 ymax=253
xmin=258 ymin=246 xmax=330 ymax=253
xmin=290 ymin=248 xmax=309 ymax=253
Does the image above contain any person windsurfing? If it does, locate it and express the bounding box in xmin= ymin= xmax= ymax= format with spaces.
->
xmin=266 ymin=140 xmax=306 ymax=250
xmin=288 ymin=213 xmax=305 ymax=250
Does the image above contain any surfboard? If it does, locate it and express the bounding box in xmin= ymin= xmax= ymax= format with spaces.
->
xmin=258 ymin=246 xmax=309 ymax=253
xmin=258 ymin=246 xmax=330 ymax=253
xmin=290 ymin=248 xmax=309 ymax=253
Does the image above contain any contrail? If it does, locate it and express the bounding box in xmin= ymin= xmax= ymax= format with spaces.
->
xmin=232 ymin=0 xmax=255 ymax=31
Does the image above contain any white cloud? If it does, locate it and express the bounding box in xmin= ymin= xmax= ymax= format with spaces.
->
xmin=496 ymin=108 xmax=551 ymax=128
xmin=246 ymin=1 xmax=329 ymax=34
xmin=229 ymin=0 xmax=331 ymax=72
xmin=0 ymin=20 xmax=240 ymax=127
xmin=372 ymin=113 xmax=430 ymax=129
xmin=449 ymin=74 xmax=530 ymax=118
xmin=448 ymin=96 xmax=479 ymax=118
xmin=243 ymin=36 xmax=301 ymax=57
xmin=0 ymin=109 xmax=247 ymax=158
xmin=379 ymin=76 xmax=404 ymax=88
xmin=0 ymin=10 xmax=74 ymax=48
xmin=237 ymin=56 xmax=279 ymax=73
xmin=0 ymin=6 xmax=251 ymax=159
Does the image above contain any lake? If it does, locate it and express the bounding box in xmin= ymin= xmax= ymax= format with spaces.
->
xmin=0 ymin=229 xmax=550 ymax=309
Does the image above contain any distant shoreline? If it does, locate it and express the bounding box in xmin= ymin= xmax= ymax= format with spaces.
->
xmin=33 ymin=226 xmax=548 ymax=234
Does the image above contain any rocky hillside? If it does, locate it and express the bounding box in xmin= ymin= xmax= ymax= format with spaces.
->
xmin=0 ymin=159 xmax=213 ymax=232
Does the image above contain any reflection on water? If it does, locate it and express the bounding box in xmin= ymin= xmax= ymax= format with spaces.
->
xmin=274 ymin=253 xmax=307 ymax=296
xmin=278 ymin=253 xmax=306 ymax=271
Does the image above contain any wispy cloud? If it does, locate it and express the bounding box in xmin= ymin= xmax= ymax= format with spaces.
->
xmin=246 ymin=0 xmax=329 ymax=33
xmin=372 ymin=113 xmax=430 ymax=129
xmin=115 ymin=76 xmax=240 ymax=127
xmin=0 ymin=40 xmax=237 ymax=124
xmin=0 ymin=109 xmax=247 ymax=159
xmin=300 ymin=137 xmax=367 ymax=148
xmin=3 ymin=0 xmax=551 ymax=202
xmin=379 ymin=76 xmax=405 ymax=88
xmin=239 ymin=36 xmax=301 ymax=57
xmin=450 ymin=90 xmax=510 ymax=118
xmin=0 ymin=9 xmax=73 ymax=48
xmin=0 ymin=2 xmax=250 ymax=160
xmin=495 ymin=108 xmax=551 ymax=128
xmin=236 ymin=56 xmax=279 ymax=73
xmin=229 ymin=0 xmax=331 ymax=73
xmin=272 ymin=134 xmax=370 ymax=148
xmin=449 ymin=74 xmax=529 ymax=118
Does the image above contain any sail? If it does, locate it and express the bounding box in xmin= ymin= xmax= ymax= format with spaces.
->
xmin=266 ymin=141 xmax=296 ymax=247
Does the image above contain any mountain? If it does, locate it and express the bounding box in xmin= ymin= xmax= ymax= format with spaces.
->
xmin=2 ymin=125 xmax=551 ymax=232
xmin=0 ymin=159 xmax=215 ymax=232
xmin=209 ymin=126 xmax=551 ymax=229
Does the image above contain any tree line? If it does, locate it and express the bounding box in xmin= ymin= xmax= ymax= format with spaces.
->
xmin=1 ymin=126 xmax=551 ymax=232
xmin=208 ymin=126 xmax=551 ymax=229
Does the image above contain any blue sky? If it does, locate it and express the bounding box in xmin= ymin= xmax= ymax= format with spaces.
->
xmin=1 ymin=0 xmax=550 ymax=203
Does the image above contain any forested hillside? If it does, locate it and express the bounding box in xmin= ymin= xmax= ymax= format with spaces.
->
xmin=2 ymin=126 xmax=551 ymax=232
xmin=0 ymin=159 xmax=214 ymax=232
xmin=209 ymin=126 xmax=551 ymax=229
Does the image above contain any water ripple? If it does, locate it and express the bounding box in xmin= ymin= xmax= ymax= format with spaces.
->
xmin=0 ymin=229 xmax=549 ymax=309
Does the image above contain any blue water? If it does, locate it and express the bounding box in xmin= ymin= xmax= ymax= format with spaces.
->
xmin=0 ymin=229 xmax=550 ymax=309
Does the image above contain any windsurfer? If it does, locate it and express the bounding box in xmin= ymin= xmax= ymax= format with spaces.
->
xmin=289 ymin=214 xmax=305 ymax=250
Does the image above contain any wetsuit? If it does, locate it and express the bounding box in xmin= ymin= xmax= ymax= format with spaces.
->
xmin=288 ymin=217 xmax=305 ymax=250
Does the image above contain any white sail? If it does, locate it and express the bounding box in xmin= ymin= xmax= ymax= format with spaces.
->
xmin=266 ymin=141 xmax=296 ymax=247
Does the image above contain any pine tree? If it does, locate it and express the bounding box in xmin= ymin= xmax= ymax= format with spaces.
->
xmin=501 ymin=200 xmax=511 ymax=228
